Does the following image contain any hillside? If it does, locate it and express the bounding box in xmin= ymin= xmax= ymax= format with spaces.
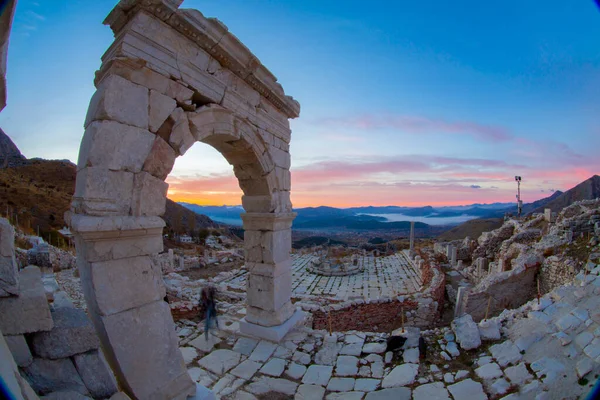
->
xmin=0 ymin=129 xmax=220 ymax=237
xmin=437 ymin=218 xmax=504 ymax=241
xmin=0 ymin=159 xmax=76 ymax=234
xmin=531 ymin=175 xmax=600 ymax=214
xmin=163 ymin=199 xmax=220 ymax=234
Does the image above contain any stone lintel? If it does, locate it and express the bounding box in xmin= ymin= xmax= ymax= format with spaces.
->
xmin=102 ymin=0 xmax=300 ymax=119
xmin=239 ymin=308 xmax=305 ymax=342
xmin=69 ymin=214 xmax=165 ymax=240
xmin=241 ymin=212 xmax=296 ymax=232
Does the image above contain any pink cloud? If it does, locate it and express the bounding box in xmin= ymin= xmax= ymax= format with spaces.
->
xmin=315 ymin=114 xmax=513 ymax=142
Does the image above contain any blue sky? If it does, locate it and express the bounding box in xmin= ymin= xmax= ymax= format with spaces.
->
xmin=1 ymin=0 xmax=599 ymax=206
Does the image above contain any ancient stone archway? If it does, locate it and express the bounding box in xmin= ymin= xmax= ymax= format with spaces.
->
xmin=69 ymin=1 xmax=301 ymax=398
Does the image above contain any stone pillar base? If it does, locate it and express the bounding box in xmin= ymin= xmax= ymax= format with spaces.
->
xmin=239 ymin=308 xmax=305 ymax=342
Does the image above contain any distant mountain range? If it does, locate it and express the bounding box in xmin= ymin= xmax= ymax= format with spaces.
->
xmin=180 ymin=176 xmax=600 ymax=234
xmin=179 ymin=195 xmax=551 ymax=232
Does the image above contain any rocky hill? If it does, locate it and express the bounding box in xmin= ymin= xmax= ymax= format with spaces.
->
xmin=531 ymin=174 xmax=600 ymax=214
xmin=0 ymin=128 xmax=219 ymax=237
xmin=0 ymin=127 xmax=26 ymax=168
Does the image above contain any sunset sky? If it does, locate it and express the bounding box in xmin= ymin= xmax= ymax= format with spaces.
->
xmin=1 ymin=1 xmax=599 ymax=207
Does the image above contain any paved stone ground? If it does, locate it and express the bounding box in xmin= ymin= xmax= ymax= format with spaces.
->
xmin=173 ymin=266 xmax=600 ymax=399
xmin=224 ymin=253 xmax=422 ymax=300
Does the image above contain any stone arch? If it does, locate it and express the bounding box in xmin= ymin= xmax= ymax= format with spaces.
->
xmin=69 ymin=1 xmax=301 ymax=399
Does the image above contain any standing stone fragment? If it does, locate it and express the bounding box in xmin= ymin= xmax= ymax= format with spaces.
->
xmin=0 ymin=218 xmax=18 ymax=296
xmin=0 ymin=266 xmax=53 ymax=334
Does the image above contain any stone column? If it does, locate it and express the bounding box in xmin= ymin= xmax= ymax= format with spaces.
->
xmin=409 ymin=221 xmax=415 ymax=256
xmin=450 ymin=247 xmax=458 ymax=267
xmin=167 ymin=248 xmax=174 ymax=270
xmin=178 ymin=255 xmax=184 ymax=270
xmin=239 ymin=212 xmax=304 ymax=341
xmin=70 ymin=215 xmax=194 ymax=400
xmin=454 ymin=287 xmax=467 ymax=318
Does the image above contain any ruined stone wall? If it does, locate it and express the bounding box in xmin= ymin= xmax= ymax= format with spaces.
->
xmin=464 ymin=264 xmax=538 ymax=322
xmin=538 ymin=255 xmax=579 ymax=295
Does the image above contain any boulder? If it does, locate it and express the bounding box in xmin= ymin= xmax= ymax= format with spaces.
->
xmin=22 ymin=357 xmax=89 ymax=396
xmin=73 ymin=350 xmax=118 ymax=399
xmin=451 ymin=314 xmax=481 ymax=350
xmin=30 ymin=307 xmax=99 ymax=359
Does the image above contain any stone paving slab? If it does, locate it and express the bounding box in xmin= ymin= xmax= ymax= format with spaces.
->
xmin=223 ymin=253 xmax=422 ymax=300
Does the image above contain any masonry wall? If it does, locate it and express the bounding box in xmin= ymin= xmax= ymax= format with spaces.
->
xmin=539 ymin=255 xmax=579 ymax=295
xmin=464 ymin=265 xmax=538 ymax=322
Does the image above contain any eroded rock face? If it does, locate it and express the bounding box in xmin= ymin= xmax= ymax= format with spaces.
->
xmin=0 ymin=127 xmax=27 ymax=168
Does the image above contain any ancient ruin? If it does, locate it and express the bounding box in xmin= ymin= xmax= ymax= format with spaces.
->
xmin=2 ymin=0 xmax=600 ymax=399
xmin=65 ymin=0 xmax=302 ymax=398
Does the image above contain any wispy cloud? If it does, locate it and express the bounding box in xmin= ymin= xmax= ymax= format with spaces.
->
xmin=314 ymin=114 xmax=513 ymax=142
xmin=27 ymin=10 xmax=45 ymax=21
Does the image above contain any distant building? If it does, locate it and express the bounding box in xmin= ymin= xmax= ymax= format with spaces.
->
xmin=179 ymin=235 xmax=193 ymax=244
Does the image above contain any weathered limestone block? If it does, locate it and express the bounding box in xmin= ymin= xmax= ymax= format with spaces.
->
xmin=70 ymin=215 xmax=164 ymax=263
xmin=22 ymin=358 xmax=89 ymax=396
xmin=78 ymin=121 xmax=155 ymax=172
xmin=86 ymin=255 xmax=165 ymax=316
xmin=247 ymin=270 xmax=292 ymax=312
xmin=30 ymin=307 xmax=100 ymax=359
xmin=99 ymin=301 xmax=195 ymax=399
xmin=275 ymin=167 xmax=291 ymax=191
xmin=142 ymin=136 xmax=178 ymax=180
xmin=269 ymin=145 xmax=290 ymax=169
xmin=244 ymin=230 xmax=291 ymax=264
xmin=245 ymin=301 xmax=296 ymax=327
xmin=244 ymin=192 xmax=289 ymax=214
xmin=5 ymin=334 xmax=33 ymax=367
xmin=167 ymin=108 xmax=195 ymax=155
xmin=73 ymin=350 xmax=118 ymax=399
xmin=0 ymin=217 xmax=18 ymax=296
xmin=100 ymin=59 xmax=193 ymax=103
xmin=85 ymin=74 xmax=149 ymax=130
xmin=149 ymin=89 xmax=177 ymax=133
xmin=188 ymin=105 xmax=235 ymax=142
xmin=451 ymin=314 xmax=481 ymax=351
xmin=0 ymin=266 xmax=53 ymax=335
xmin=73 ymin=167 xmax=134 ymax=216
xmin=131 ymin=172 xmax=168 ymax=216
xmin=261 ymin=230 xmax=292 ymax=264
xmin=241 ymin=195 xmax=278 ymax=213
